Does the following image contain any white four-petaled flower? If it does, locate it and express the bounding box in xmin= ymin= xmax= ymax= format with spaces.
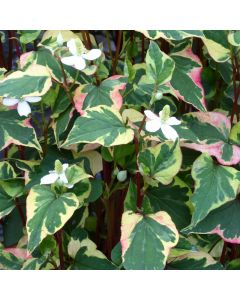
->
xmin=40 ymin=161 xmax=73 ymax=189
xmin=144 ymin=105 xmax=181 ymax=141
xmin=3 ymin=96 xmax=41 ymax=117
xmin=61 ymin=39 xmax=102 ymax=71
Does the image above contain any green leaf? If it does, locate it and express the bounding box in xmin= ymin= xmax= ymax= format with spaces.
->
xmin=74 ymin=76 xmax=127 ymax=114
xmin=183 ymin=198 xmax=240 ymax=244
xmin=35 ymin=48 xmax=63 ymax=82
xmin=140 ymin=30 xmax=230 ymax=63
xmin=26 ymin=185 xmax=83 ymax=253
xmin=143 ymin=177 xmax=192 ymax=230
xmin=167 ymin=251 xmax=223 ymax=270
xmin=19 ymin=30 xmax=41 ymax=44
xmin=138 ymin=140 xmax=182 ymax=186
xmin=139 ymin=30 xmax=204 ymax=40
xmin=202 ymin=30 xmax=230 ymax=62
xmin=124 ymin=179 xmax=137 ymax=212
xmin=68 ymin=228 xmax=116 ymax=270
xmin=22 ymin=256 xmax=48 ymax=270
xmin=121 ymin=210 xmax=179 ymax=270
xmin=53 ymin=106 xmax=74 ymax=146
xmin=228 ymin=31 xmax=240 ymax=46
xmin=0 ymin=248 xmax=23 ymax=270
xmin=65 ymin=164 xmax=92 ymax=186
xmin=229 ymin=122 xmax=240 ymax=146
xmin=177 ymin=111 xmax=240 ymax=165
xmin=0 ymin=64 xmax=52 ymax=98
xmin=0 ymin=110 xmax=42 ymax=151
xmin=146 ymin=41 xmax=175 ymax=85
xmin=170 ymin=48 xmax=207 ymax=111
xmin=63 ymin=105 xmax=134 ymax=147
xmin=189 ymin=153 xmax=240 ymax=226
xmin=0 ymin=161 xmax=16 ymax=180
xmin=0 ymin=185 xmax=15 ymax=218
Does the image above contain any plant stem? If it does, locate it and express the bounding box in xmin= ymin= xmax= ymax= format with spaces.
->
xmin=141 ymin=34 xmax=145 ymax=62
xmin=7 ymin=31 xmax=13 ymax=70
xmin=55 ymin=230 xmax=65 ymax=270
xmin=133 ymin=135 xmax=142 ymax=210
xmin=230 ymin=51 xmax=240 ymax=124
xmin=85 ymin=31 xmax=92 ymax=49
xmin=105 ymin=31 xmax=113 ymax=60
xmin=220 ymin=241 xmax=228 ymax=265
xmin=0 ymin=38 xmax=6 ymax=68
xmin=15 ymin=198 xmax=26 ymax=227
xmin=112 ymin=31 xmax=122 ymax=75
xmin=58 ymin=57 xmax=75 ymax=106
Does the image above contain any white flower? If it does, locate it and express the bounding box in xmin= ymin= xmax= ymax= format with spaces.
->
xmin=61 ymin=39 xmax=102 ymax=71
xmin=40 ymin=161 xmax=73 ymax=189
xmin=3 ymin=96 xmax=41 ymax=117
xmin=144 ymin=105 xmax=181 ymax=141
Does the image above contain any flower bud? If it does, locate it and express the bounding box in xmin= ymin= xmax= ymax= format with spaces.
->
xmin=117 ymin=170 xmax=127 ymax=182
xmin=155 ymin=91 xmax=163 ymax=100
xmin=161 ymin=105 xmax=170 ymax=122
xmin=54 ymin=160 xmax=63 ymax=174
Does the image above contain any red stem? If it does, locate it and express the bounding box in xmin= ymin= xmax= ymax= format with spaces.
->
xmin=112 ymin=31 xmax=122 ymax=75
xmin=15 ymin=198 xmax=26 ymax=227
xmin=141 ymin=34 xmax=145 ymax=62
xmin=220 ymin=241 xmax=228 ymax=265
xmin=55 ymin=230 xmax=65 ymax=270
xmin=134 ymin=135 xmax=143 ymax=210
xmin=7 ymin=31 xmax=13 ymax=70
xmin=230 ymin=53 xmax=240 ymax=124
xmin=0 ymin=38 xmax=5 ymax=68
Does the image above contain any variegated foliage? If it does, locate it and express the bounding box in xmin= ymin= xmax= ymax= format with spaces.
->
xmin=0 ymin=30 xmax=239 ymax=270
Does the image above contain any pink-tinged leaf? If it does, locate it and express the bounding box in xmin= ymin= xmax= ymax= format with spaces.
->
xmin=5 ymin=247 xmax=31 ymax=260
xmin=19 ymin=51 xmax=34 ymax=69
xmin=169 ymin=48 xmax=207 ymax=112
xmin=178 ymin=111 xmax=240 ymax=165
xmin=73 ymin=85 xmax=88 ymax=115
xmin=183 ymin=199 xmax=240 ymax=244
xmin=73 ymin=75 xmax=127 ymax=114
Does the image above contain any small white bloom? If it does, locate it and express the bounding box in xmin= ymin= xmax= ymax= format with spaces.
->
xmin=61 ymin=38 xmax=102 ymax=71
xmin=144 ymin=105 xmax=181 ymax=141
xmin=3 ymin=96 xmax=41 ymax=117
xmin=40 ymin=161 xmax=73 ymax=188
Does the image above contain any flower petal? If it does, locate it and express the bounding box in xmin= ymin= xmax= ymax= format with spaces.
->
xmin=67 ymin=39 xmax=78 ymax=55
xmin=73 ymin=57 xmax=86 ymax=70
xmin=24 ymin=96 xmax=41 ymax=103
xmin=61 ymin=56 xmax=77 ymax=66
xmin=167 ymin=117 xmax=181 ymax=126
xmin=17 ymin=101 xmax=31 ymax=117
xmin=161 ymin=124 xmax=179 ymax=141
xmin=65 ymin=183 xmax=74 ymax=189
xmin=82 ymin=49 xmax=102 ymax=61
xmin=145 ymin=119 xmax=162 ymax=132
xmin=144 ymin=110 xmax=159 ymax=120
xmin=3 ymin=98 xmax=19 ymax=106
xmin=62 ymin=164 xmax=69 ymax=171
xmin=40 ymin=172 xmax=59 ymax=184
xmin=59 ymin=172 xmax=68 ymax=184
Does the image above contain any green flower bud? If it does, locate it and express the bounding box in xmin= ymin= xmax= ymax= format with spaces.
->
xmin=54 ymin=160 xmax=63 ymax=174
xmin=161 ymin=105 xmax=170 ymax=122
xmin=155 ymin=91 xmax=163 ymax=100
xmin=117 ymin=170 xmax=127 ymax=182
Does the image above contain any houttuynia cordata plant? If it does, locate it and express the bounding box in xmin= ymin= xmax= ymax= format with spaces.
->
xmin=0 ymin=30 xmax=240 ymax=270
